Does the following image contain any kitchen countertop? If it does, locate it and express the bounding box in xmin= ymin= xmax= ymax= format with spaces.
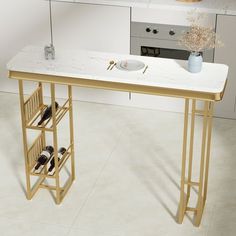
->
xmin=7 ymin=46 xmax=228 ymax=98
xmin=52 ymin=0 xmax=236 ymax=15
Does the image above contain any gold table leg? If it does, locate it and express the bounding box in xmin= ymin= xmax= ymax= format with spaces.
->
xmin=18 ymin=80 xmax=31 ymax=200
xmin=177 ymin=99 xmax=214 ymax=226
xmin=177 ymin=98 xmax=189 ymax=223
xmin=68 ymin=85 xmax=75 ymax=181
xmin=18 ymin=81 xmax=47 ymax=200
xmin=50 ymin=83 xmax=61 ymax=204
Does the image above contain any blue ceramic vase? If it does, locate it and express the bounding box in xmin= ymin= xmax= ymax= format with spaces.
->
xmin=188 ymin=52 xmax=203 ymax=73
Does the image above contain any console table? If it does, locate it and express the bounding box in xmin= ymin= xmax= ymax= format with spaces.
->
xmin=7 ymin=46 xmax=228 ymax=226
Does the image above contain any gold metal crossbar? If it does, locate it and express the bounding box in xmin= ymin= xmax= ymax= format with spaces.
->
xmin=184 ymin=181 xmax=199 ymax=187
xmin=186 ymin=207 xmax=197 ymax=212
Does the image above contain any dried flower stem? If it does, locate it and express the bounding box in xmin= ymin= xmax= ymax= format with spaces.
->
xmin=179 ymin=10 xmax=223 ymax=52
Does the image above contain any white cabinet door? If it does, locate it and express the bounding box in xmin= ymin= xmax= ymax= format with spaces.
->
xmin=52 ymin=2 xmax=130 ymax=53
xmin=51 ymin=2 xmax=130 ymax=105
xmin=214 ymin=15 xmax=236 ymax=119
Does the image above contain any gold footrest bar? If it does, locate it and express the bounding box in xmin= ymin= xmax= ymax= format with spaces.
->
xmin=186 ymin=207 xmax=197 ymax=212
xmin=39 ymin=184 xmax=64 ymax=191
xmin=185 ymin=180 xmax=199 ymax=187
xmin=195 ymin=109 xmax=205 ymax=115
xmin=195 ymin=109 xmax=212 ymax=117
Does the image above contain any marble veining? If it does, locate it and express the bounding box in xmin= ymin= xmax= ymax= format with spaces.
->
xmin=7 ymin=46 xmax=228 ymax=94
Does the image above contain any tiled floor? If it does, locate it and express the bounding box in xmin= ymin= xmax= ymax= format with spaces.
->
xmin=0 ymin=92 xmax=236 ymax=236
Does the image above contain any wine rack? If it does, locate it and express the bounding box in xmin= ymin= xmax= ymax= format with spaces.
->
xmin=26 ymin=98 xmax=70 ymax=132
xmin=29 ymin=144 xmax=72 ymax=178
xmin=18 ymin=81 xmax=75 ymax=204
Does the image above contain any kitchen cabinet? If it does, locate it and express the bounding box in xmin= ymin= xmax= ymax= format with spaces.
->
xmin=132 ymin=7 xmax=216 ymax=27
xmin=47 ymin=1 xmax=131 ymax=105
xmin=52 ymin=2 xmax=130 ymax=54
xmin=129 ymin=8 xmax=216 ymax=113
xmin=214 ymin=15 xmax=236 ymax=119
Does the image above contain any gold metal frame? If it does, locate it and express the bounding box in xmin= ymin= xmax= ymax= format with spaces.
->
xmin=12 ymin=70 xmax=222 ymax=226
xmin=9 ymin=71 xmax=225 ymax=101
xmin=18 ymin=80 xmax=75 ymax=204
xmin=177 ymin=99 xmax=214 ymax=226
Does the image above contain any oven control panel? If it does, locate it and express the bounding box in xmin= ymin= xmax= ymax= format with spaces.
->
xmin=130 ymin=21 xmax=214 ymax=63
xmin=131 ymin=22 xmax=188 ymax=41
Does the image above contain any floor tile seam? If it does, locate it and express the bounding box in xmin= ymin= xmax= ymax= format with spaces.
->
xmin=66 ymin=128 xmax=125 ymax=235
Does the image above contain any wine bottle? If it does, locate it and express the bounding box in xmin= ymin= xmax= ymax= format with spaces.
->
xmin=34 ymin=146 xmax=54 ymax=171
xmin=48 ymin=147 xmax=66 ymax=172
xmin=38 ymin=102 xmax=59 ymax=126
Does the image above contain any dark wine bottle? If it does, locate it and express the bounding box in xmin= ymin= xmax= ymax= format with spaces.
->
xmin=35 ymin=146 xmax=54 ymax=170
xmin=38 ymin=102 xmax=59 ymax=126
xmin=48 ymin=147 xmax=66 ymax=172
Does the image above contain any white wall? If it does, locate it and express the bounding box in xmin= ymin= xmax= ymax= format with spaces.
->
xmin=51 ymin=1 xmax=130 ymax=105
xmin=0 ymin=0 xmax=49 ymax=93
xmin=0 ymin=1 xmax=131 ymax=106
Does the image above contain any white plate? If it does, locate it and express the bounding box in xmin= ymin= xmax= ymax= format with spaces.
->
xmin=116 ymin=59 xmax=145 ymax=71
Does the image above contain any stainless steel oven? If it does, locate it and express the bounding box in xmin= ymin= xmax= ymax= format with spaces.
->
xmin=130 ymin=22 xmax=214 ymax=62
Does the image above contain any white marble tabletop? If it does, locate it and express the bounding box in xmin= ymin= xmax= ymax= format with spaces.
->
xmin=7 ymin=46 xmax=228 ymax=95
